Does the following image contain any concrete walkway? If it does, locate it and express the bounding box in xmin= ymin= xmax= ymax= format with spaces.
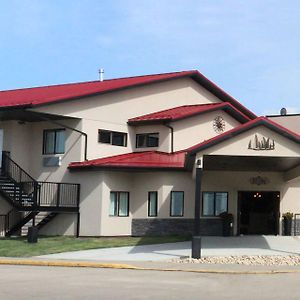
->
xmin=38 ymin=236 xmax=300 ymax=262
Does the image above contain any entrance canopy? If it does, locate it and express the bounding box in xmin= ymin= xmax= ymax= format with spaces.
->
xmin=203 ymin=155 xmax=300 ymax=172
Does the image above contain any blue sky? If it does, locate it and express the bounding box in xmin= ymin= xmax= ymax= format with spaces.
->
xmin=0 ymin=1 xmax=299 ymax=115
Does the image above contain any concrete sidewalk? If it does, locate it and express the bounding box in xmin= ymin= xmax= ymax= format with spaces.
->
xmin=37 ymin=236 xmax=300 ymax=262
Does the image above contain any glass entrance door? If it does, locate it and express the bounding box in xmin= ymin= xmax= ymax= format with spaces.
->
xmin=238 ymin=191 xmax=280 ymax=235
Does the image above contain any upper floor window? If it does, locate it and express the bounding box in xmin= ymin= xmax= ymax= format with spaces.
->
xmin=136 ymin=133 xmax=159 ymax=148
xmin=43 ymin=129 xmax=65 ymax=155
xmin=98 ymin=130 xmax=127 ymax=147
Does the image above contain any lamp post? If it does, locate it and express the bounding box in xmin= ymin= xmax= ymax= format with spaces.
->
xmin=192 ymin=159 xmax=202 ymax=259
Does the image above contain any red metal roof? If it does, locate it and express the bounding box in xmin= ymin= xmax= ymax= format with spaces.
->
xmin=0 ymin=71 xmax=197 ymax=109
xmin=69 ymin=151 xmax=186 ymax=169
xmin=128 ymin=102 xmax=251 ymax=124
xmin=0 ymin=70 xmax=257 ymax=119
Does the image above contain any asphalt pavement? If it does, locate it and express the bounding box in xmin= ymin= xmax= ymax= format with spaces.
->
xmin=0 ymin=265 xmax=299 ymax=300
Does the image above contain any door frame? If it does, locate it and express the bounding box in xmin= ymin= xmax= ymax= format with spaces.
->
xmin=237 ymin=191 xmax=280 ymax=235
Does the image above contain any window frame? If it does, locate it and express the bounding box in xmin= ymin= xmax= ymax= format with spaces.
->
xmin=202 ymin=191 xmax=228 ymax=217
xmin=109 ymin=191 xmax=130 ymax=217
xmin=148 ymin=191 xmax=158 ymax=217
xmin=42 ymin=128 xmax=66 ymax=155
xmin=170 ymin=191 xmax=184 ymax=217
xmin=136 ymin=132 xmax=159 ymax=148
xmin=98 ymin=129 xmax=127 ymax=147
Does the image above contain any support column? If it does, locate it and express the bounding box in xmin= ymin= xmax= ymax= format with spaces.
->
xmin=192 ymin=159 xmax=203 ymax=259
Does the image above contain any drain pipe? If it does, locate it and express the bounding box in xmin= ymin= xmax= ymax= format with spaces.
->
xmin=26 ymin=111 xmax=88 ymax=161
xmin=164 ymin=123 xmax=174 ymax=153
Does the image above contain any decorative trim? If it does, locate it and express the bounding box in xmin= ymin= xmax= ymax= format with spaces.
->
xmin=248 ymin=134 xmax=275 ymax=151
xmin=249 ymin=176 xmax=270 ymax=185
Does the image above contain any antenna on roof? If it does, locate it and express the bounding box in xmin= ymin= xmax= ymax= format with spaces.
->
xmin=98 ymin=68 xmax=104 ymax=81
xmin=280 ymin=107 xmax=287 ymax=116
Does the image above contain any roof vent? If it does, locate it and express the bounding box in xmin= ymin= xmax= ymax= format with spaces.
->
xmin=280 ymin=107 xmax=287 ymax=116
xmin=98 ymin=68 xmax=104 ymax=81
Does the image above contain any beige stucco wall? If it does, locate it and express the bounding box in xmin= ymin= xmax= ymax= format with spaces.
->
xmin=78 ymin=168 xmax=300 ymax=236
xmin=28 ymin=77 xmax=223 ymax=160
xmin=39 ymin=214 xmax=77 ymax=236
xmin=196 ymin=126 xmax=300 ymax=160
xmin=269 ymin=115 xmax=300 ymax=134
xmin=0 ymin=119 xmax=84 ymax=182
xmin=172 ymin=110 xmax=241 ymax=151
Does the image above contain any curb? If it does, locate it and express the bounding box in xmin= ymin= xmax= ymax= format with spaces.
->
xmin=0 ymin=259 xmax=300 ymax=275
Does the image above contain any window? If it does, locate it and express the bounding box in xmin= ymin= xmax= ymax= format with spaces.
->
xmin=109 ymin=192 xmax=129 ymax=217
xmin=136 ymin=133 xmax=159 ymax=148
xmin=148 ymin=192 xmax=158 ymax=217
xmin=202 ymin=192 xmax=228 ymax=217
xmin=170 ymin=191 xmax=184 ymax=217
xmin=99 ymin=130 xmax=127 ymax=147
xmin=43 ymin=129 xmax=65 ymax=155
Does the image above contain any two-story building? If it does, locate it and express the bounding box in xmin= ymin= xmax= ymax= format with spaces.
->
xmin=0 ymin=70 xmax=299 ymax=237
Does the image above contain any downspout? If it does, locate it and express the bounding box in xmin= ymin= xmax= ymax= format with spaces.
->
xmin=164 ymin=123 xmax=174 ymax=153
xmin=25 ymin=111 xmax=88 ymax=161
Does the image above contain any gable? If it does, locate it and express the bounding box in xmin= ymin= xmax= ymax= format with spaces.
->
xmin=196 ymin=125 xmax=300 ymax=158
xmin=30 ymin=77 xmax=223 ymax=123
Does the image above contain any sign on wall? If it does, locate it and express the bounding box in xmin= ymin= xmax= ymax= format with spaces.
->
xmin=248 ymin=134 xmax=275 ymax=151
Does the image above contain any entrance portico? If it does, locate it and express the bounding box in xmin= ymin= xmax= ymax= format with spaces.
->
xmin=190 ymin=118 xmax=300 ymax=237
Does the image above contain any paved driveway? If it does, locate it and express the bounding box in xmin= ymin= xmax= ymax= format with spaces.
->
xmin=38 ymin=236 xmax=300 ymax=262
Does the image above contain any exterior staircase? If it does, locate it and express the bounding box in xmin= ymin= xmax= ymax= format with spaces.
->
xmin=0 ymin=152 xmax=80 ymax=237
xmin=21 ymin=212 xmax=58 ymax=236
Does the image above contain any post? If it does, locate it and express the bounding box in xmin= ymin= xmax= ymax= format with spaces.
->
xmin=192 ymin=159 xmax=203 ymax=259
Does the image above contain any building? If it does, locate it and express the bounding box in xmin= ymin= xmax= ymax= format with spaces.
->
xmin=0 ymin=70 xmax=299 ymax=237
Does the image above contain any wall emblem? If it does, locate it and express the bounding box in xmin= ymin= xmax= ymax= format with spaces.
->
xmin=249 ymin=176 xmax=269 ymax=185
xmin=213 ymin=116 xmax=226 ymax=133
xmin=248 ymin=134 xmax=275 ymax=151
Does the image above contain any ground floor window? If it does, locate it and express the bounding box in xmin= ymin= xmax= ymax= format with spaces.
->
xmin=170 ymin=191 xmax=184 ymax=217
xmin=202 ymin=192 xmax=228 ymax=217
xmin=109 ymin=192 xmax=129 ymax=217
xmin=148 ymin=191 xmax=158 ymax=217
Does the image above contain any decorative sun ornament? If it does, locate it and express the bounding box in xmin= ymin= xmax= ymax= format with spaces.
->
xmin=213 ymin=116 xmax=226 ymax=133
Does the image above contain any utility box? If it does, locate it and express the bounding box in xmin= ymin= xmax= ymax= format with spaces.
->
xmin=27 ymin=226 xmax=38 ymax=243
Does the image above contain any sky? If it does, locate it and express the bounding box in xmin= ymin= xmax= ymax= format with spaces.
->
xmin=0 ymin=0 xmax=299 ymax=115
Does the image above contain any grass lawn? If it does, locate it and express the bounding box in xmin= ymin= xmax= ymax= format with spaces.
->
xmin=0 ymin=235 xmax=191 ymax=257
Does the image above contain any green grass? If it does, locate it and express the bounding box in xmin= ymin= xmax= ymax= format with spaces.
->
xmin=0 ymin=235 xmax=191 ymax=257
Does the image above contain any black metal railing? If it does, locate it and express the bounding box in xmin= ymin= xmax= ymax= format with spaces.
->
xmin=1 ymin=152 xmax=37 ymax=206
xmin=37 ymin=182 xmax=80 ymax=208
xmin=1 ymin=152 xmax=80 ymax=210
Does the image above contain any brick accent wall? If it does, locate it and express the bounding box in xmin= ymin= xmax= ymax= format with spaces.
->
xmin=131 ymin=218 xmax=223 ymax=236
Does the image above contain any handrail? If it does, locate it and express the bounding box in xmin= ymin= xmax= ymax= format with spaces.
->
xmin=2 ymin=152 xmax=36 ymax=182
xmin=1 ymin=151 xmax=80 ymax=210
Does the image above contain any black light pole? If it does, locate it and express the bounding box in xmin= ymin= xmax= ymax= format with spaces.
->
xmin=192 ymin=159 xmax=202 ymax=259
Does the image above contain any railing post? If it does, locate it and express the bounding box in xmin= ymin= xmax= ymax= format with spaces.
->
xmin=76 ymin=184 xmax=80 ymax=208
xmin=33 ymin=181 xmax=38 ymax=209
xmin=56 ymin=183 xmax=61 ymax=207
